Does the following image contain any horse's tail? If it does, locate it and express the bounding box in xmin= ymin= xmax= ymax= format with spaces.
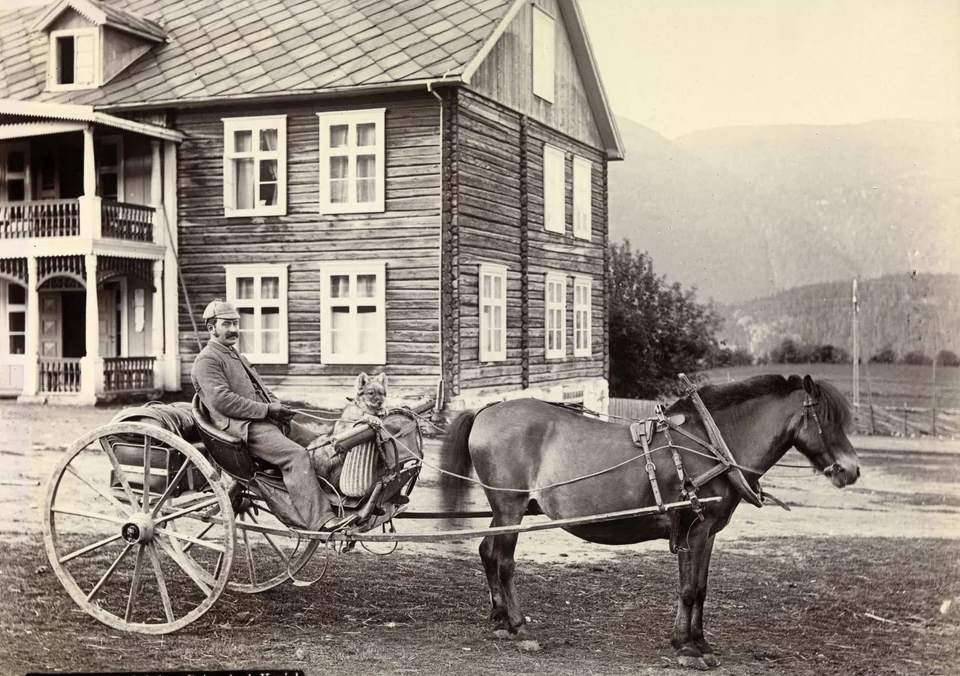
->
xmin=438 ymin=409 xmax=477 ymax=520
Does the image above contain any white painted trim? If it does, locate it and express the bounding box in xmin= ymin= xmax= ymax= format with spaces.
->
xmin=319 ymin=259 xmax=387 ymax=365
xmin=543 ymin=144 xmax=565 ymax=234
xmin=222 ymin=115 xmax=287 ymax=217
xmin=47 ymin=27 xmax=101 ymax=91
xmin=572 ymin=155 xmax=592 ymax=240
xmin=461 ymin=0 xmax=528 ymax=83
xmin=545 ymin=271 xmax=566 ymax=360
xmin=0 ymin=99 xmax=184 ymax=142
xmin=0 ymin=122 xmax=86 ymax=140
xmin=532 ymin=5 xmax=556 ymax=103
xmin=573 ymin=275 xmax=592 ymax=357
xmin=478 ymin=263 xmax=508 ymax=363
xmin=317 ymin=108 xmax=386 ymax=215
xmin=224 ymin=263 xmax=290 ymax=364
xmin=31 ymin=0 xmax=164 ymax=42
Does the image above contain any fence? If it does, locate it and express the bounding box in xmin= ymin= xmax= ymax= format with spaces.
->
xmin=608 ymin=398 xmax=662 ymax=424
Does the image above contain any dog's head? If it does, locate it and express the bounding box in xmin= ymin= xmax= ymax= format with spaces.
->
xmin=354 ymin=372 xmax=388 ymax=415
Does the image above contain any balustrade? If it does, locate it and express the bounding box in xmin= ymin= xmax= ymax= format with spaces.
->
xmin=103 ymin=356 xmax=156 ymax=392
xmin=101 ymin=202 xmax=154 ymax=241
xmin=38 ymin=358 xmax=82 ymax=394
xmin=0 ymin=200 xmax=80 ymax=238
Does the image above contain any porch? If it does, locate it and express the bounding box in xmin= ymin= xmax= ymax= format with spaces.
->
xmin=38 ymin=356 xmax=156 ymax=395
xmin=0 ymin=198 xmax=155 ymax=242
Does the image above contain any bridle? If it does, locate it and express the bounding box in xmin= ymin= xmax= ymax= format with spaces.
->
xmin=801 ymin=391 xmax=840 ymax=476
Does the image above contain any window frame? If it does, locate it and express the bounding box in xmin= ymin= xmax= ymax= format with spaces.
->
xmin=2 ymin=280 xmax=27 ymax=358
xmin=532 ymin=5 xmax=556 ymax=103
xmin=96 ymin=135 xmax=123 ymax=202
xmin=317 ymin=108 xmax=386 ymax=215
xmin=573 ymin=276 xmax=592 ymax=357
xmin=222 ymin=115 xmax=288 ymax=218
xmin=48 ymin=27 xmax=100 ymax=90
xmin=543 ymin=144 xmax=565 ymax=234
xmin=319 ymin=260 xmax=387 ymax=365
xmin=573 ymin=156 xmax=592 ymax=240
xmin=224 ymin=263 xmax=289 ymax=364
xmin=479 ymin=263 xmax=507 ymax=363
xmin=545 ymin=272 xmax=566 ymax=360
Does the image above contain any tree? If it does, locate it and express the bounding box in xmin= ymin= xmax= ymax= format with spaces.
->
xmin=902 ymin=351 xmax=932 ymax=366
xmin=936 ymin=350 xmax=960 ymax=367
xmin=869 ymin=345 xmax=898 ymax=364
xmin=608 ymin=241 xmax=722 ymax=399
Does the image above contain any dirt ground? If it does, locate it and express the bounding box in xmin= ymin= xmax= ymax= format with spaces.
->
xmin=1 ymin=402 xmax=959 ymax=675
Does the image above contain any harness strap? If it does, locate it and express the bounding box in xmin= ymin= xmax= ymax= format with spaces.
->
xmin=630 ymin=423 xmax=665 ymax=512
xmin=678 ymin=374 xmax=764 ymax=508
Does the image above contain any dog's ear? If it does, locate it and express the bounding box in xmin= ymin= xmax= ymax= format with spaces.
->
xmin=374 ymin=372 xmax=387 ymax=387
xmin=355 ymin=372 xmax=369 ymax=391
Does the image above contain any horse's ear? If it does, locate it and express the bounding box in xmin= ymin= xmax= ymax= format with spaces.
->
xmin=802 ymin=375 xmax=817 ymax=396
xmin=355 ymin=372 xmax=369 ymax=390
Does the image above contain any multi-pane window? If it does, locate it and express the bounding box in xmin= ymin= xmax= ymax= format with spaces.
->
xmin=4 ymin=282 xmax=26 ymax=356
xmin=225 ymin=264 xmax=288 ymax=364
xmin=320 ymin=261 xmax=386 ymax=365
xmin=532 ymin=6 xmax=555 ymax=102
xmin=479 ymin=264 xmax=507 ymax=362
xmin=318 ymin=109 xmax=386 ymax=214
xmin=573 ymin=156 xmax=592 ymax=240
xmin=223 ymin=116 xmax=287 ymax=217
xmin=97 ymin=137 xmax=122 ymax=201
xmin=543 ymin=144 xmax=565 ymax=234
xmin=49 ymin=29 xmax=97 ymax=89
xmin=574 ymin=276 xmax=592 ymax=357
xmin=545 ymin=273 xmax=566 ymax=359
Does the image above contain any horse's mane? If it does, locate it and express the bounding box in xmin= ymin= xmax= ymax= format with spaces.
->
xmin=670 ymin=374 xmax=852 ymax=431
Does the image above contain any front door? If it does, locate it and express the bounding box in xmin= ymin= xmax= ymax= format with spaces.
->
xmin=38 ymin=293 xmax=62 ymax=359
xmin=0 ymin=280 xmax=27 ymax=395
xmin=98 ymin=283 xmax=121 ymax=357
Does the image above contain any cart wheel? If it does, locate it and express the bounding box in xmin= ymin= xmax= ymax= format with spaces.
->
xmin=43 ymin=422 xmax=236 ymax=634
xmin=182 ymin=492 xmax=321 ymax=594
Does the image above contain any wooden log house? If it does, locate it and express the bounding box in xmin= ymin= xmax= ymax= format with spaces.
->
xmin=0 ymin=0 xmax=624 ymax=411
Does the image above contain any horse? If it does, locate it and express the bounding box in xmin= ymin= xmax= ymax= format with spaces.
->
xmin=437 ymin=374 xmax=860 ymax=669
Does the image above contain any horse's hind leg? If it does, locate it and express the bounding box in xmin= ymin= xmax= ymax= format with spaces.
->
xmin=479 ymin=495 xmax=530 ymax=637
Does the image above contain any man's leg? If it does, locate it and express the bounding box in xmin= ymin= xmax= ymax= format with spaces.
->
xmin=246 ymin=421 xmax=337 ymax=530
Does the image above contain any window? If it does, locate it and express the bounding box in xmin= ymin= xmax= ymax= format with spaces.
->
xmin=543 ymin=144 xmax=565 ymax=234
xmin=573 ymin=157 xmax=592 ymax=240
xmin=479 ymin=264 xmax=507 ymax=362
xmin=97 ymin=137 xmax=122 ymax=201
xmin=225 ymin=264 xmax=289 ymax=364
xmin=49 ymin=29 xmax=98 ymax=89
xmin=223 ymin=116 xmax=287 ymax=217
xmin=532 ymin=6 xmax=555 ymax=102
xmin=545 ymin=273 xmax=566 ymax=359
xmin=318 ymin=109 xmax=385 ymax=214
xmin=320 ymin=261 xmax=386 ymax=365
xmin=4 ymin=282 xmax=26 ymax=356
xmin=573 ymin=276 xmax=592 ymax=357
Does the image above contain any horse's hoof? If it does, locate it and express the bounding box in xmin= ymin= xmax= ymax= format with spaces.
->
xmin=677 ymin=655 xmax=710 ymax=671
xmin=701 ymin=653 xmax=721 ymax=668
xmin=493 ymin=629 xmax=513 ymax=640
xmin=516 ymin=639 xmax=541 ymax=653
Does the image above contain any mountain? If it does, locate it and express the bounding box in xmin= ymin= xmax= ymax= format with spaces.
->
xmin=718 ymin=273 xmax=960 ymax=359
xmin=607 ymin=117 xmax=960 ymax=304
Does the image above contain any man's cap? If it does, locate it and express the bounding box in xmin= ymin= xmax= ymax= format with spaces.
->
xmin=202 ymin=299 xmax=240 ymax=321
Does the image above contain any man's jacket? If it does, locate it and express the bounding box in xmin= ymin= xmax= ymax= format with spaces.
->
xmin=191 ymin=340 xmax=278 ymax=441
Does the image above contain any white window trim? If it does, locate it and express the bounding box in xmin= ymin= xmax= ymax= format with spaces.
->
xmin=222 ymin=115 xmax=288 ymax=217
xmin=573 ymin=156 xmax=592 ymax=240
xmin=225 ymin=263 xmax=289 ymax=364
xmin=543 ymin=144 xmax=565 ymax=234
xmin=532 ymin=5 xmax=555 ymax=103
xmin=573 ymin=276 xmax=592 ymax=357
xmin=48 ymin=27 xmax=100 ymax=90
xmin=320 ymin=260 xmax=386 ymax=365
xmin=479 ymin=263 xmax=507 ymax=362
xmin=545 ymin=272 xmax=566 ymax=360
xmin=1 ymin=280 xmax=27 ymax=359
xmin=318 ymin=108 xmax=386 ymax=215
xmin=97 ymin=135 xmax=124 ymax=202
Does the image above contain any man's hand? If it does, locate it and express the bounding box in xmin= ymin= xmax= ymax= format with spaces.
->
xmin=267 ymin=402 xmax=297 ymax=422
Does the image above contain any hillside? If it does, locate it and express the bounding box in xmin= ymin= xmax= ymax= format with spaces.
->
xmin=608 ymin=117 xmax=960 ymax=304
xmin=718 ymin=273 xmax=960 ymax=360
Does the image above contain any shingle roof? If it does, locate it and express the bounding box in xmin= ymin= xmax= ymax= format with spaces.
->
xmin=0 ymin=0 xmax=514 ymax=108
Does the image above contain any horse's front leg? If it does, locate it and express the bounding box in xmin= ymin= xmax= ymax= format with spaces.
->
xmin=690 ymin=534 xmax=720 ymax=667
xmin=671 ymin=521 xmax=713 ymax=670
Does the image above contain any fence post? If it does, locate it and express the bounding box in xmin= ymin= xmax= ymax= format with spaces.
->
xmin=903 ymin=402 xmax=908 ymax=436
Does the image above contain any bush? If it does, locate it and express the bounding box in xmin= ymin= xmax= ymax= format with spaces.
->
xmin=936 ymin=350 xmax=960 ymax=367
xmin=902 ymin=351 xmax=933 ymax=366
xmin=869 ymin=346 xmax=898 ymax=364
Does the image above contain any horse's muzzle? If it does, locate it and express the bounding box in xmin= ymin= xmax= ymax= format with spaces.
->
xmin=824 ymin=462 xmax=860 ymax=488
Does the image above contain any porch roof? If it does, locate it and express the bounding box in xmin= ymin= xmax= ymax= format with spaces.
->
xmin=0 ymin=99 xmax=184 ymax=142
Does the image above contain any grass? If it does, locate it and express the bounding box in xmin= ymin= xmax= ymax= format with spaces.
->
xmin=3 ymin=534 xmax=958 ymax=676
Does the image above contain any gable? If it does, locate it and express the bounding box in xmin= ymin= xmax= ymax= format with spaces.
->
xmin=49 ymin=8 xmax=94 ymax=31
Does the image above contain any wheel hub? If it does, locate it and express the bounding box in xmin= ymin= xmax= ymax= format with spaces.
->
xmin=121 ymin=513 xmax=156 ymax=544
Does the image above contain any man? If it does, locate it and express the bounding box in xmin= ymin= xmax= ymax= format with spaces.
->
xmin=191 ymin=299 xmax=348 ymax=532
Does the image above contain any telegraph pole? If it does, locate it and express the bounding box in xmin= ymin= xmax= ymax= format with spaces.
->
xmin=852 ymin=279 xmax=860 ymax=421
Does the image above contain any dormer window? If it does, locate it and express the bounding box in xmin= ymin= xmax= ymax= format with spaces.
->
xmin=49 ymin=28 xmax=99 ymax=89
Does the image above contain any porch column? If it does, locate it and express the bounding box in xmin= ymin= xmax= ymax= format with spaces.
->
xmin=151 ymin=140 xmax=165 ymax=247
xmin=78 ymin=126 xmax=102 ymax=239
xmin=152 ymin=259 xmax=165 ymax=390
xmin=162 ymin=140 xmax=181 ymax=391
xmin=18 ymin=257 xmax=40 ymax=400
xmin=79 ymin=253 xmax=101 ymax=404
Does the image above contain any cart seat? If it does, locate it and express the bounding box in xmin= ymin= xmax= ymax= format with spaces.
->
xmin=191 ymin=394 xmax=283 ymax=482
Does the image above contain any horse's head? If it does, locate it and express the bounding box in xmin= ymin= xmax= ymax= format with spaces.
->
xmin=793 ymin=376 xmax=860 ymax=488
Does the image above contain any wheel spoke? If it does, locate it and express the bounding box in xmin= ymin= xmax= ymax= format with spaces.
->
xmin=141 ymin=436 xmax=152 ymax=514
xmin=155 ymin=526 xmax=226 ymax=553
xmin=242 ymin=528 xmax=257 ymax=585
xmin=125 ymin=545 xmax=145 ymax=622
xmin=60 ymin=533 xmax=123 ymax=564
xmin=154 ymin=496 xmax=220 ymax=525
xmin=146 ymin=543 xmax=175 ymax=623
xmin=150 ymin=461 xmax=192 ymax=518
xmin=100 ymin=437 xmax=140 ymax=509
xmin=182 ymin=522 xmax=216 ymax=554
xmin=51 ymin=505 xmax=127 ymax=524
xmin=86 ymin=543 xmax=134 ymax=603
xmin=65 ymin=465 xmax=131 ymax=516
xmin=154 ymin=536 xmax=212 ymax=596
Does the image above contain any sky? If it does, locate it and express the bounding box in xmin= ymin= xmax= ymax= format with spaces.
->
xmin=2 ymin=0 xmax=958 ymax=139
xmin=578 ymin=0 xmax=960 ymax=138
